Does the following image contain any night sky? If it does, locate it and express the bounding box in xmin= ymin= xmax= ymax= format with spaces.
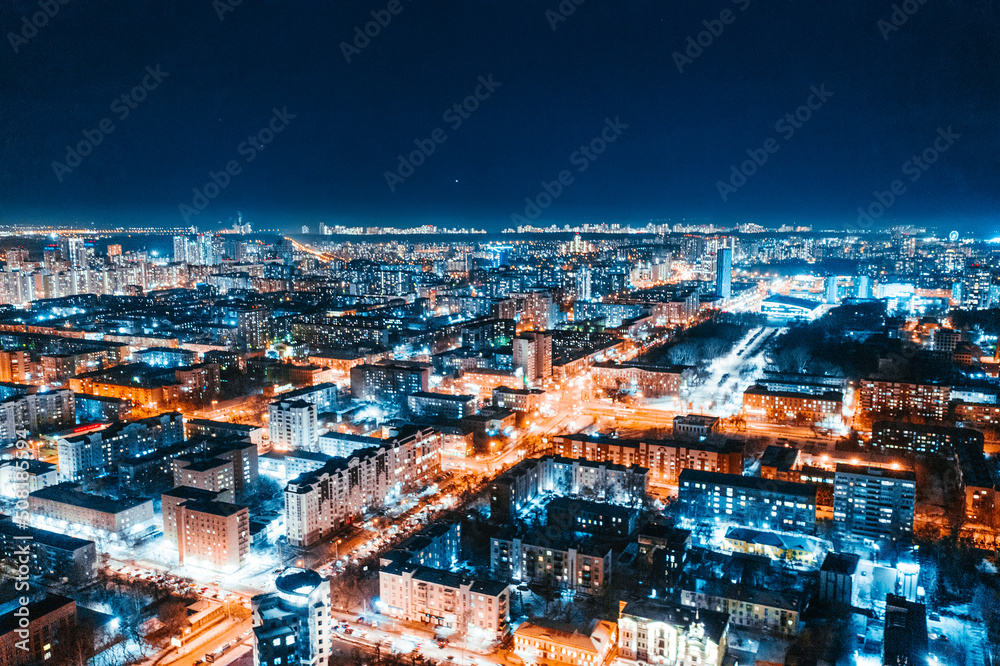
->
xmin=2 ymin=0 xmax=998 ymax=232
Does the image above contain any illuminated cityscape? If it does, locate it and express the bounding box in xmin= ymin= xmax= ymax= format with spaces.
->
xmin=2 ymin=2 xmax=998 ymax=666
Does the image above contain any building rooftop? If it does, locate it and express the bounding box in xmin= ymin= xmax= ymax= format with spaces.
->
xmin=180 ymin=458 xmax=232 ymax=473
xmin=409 ymin=391 xmax=476 ymax=403
xmin=759 ymin=445 xmax=799 ymax=472
xmin=180 ymin=500 xmax=247 ymax=517
xmin=834 ymin=464 xmax=917 ymax=482
xmin=820 ymin=552 xmax=861 ymax=576
xmin=29 ymin=483 xmax=151 ymax=514
xmin=0 ymin=595 xmax=75 ymax=637
xmin=679 ymin=469 xmax=817 ymax=499
xmin=515 ymin=617 xmax=615 ymax=654
xmin=0 ymin=515 xmax=94 ymax=551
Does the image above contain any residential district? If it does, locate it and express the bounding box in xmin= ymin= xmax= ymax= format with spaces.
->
xmin=0 ymin=227 xmax=997 ymax=666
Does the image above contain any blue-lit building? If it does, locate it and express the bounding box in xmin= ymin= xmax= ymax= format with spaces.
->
xmin=252 ymin=568 xmax=331 ymax=666
xmin=760 ymin=295 xmax=823 ymax=320
xmin=716 ymin=247 xmax=732 ymax=299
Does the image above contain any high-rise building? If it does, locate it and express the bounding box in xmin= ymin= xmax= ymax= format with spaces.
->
xmin=575 ymin=267 xmax=592 ymax=301
xmin=349 ymin=361 xmax=430 ymax=404
xmin=512 ymin=331 xmax=552 ymax=384
xmin=824 ymin=275 xmax=838 ymax=304
xmin=172 ymin=235 xmax=189 ymax=264
xmin=833 ymin=464 xmax=915 ymax=544
xmin=716 ymin=246 xmax=732 ymax=299
xmin=252 ymin=568 xmax=332 ymax=666
xmin=175 ymin=500 xmax=249 ymax=573
xmin=268 ymin=399 xmax=319 ymax=451
xmin=855 ymin=275 xmax=872 ymax=299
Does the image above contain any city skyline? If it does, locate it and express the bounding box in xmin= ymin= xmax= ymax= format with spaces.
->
xmin=2 ymin=1 xmax=998 ymax=232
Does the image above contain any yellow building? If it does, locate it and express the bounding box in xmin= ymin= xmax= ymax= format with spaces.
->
xmin=514 ymin=618 xmax=617 ymax=666
xmin=723 ymin=526 xmax=817 ymax=565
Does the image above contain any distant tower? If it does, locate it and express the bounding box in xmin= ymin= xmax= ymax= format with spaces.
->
xmin=856 ymin=275 xmax=872 ymax=300
xmin=716 ymin=246 xmax=732 ymax=299
xmin=825 ymin=275 xmax=838 ymax=304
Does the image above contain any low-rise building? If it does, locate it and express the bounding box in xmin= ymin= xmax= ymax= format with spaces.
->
xmin=722 ymin=526 xmax=818 ymax=565
xmin=0 ymin=516 xmax=97 ymax=584
xmin=513 ymin=618 xmax=617 ymax=666
xmin=617 ymin=600 xmax=728 ymax=666
xmin=681 ymin=579 xmax=802 ymax=636
xmin=407 ymin=391 xmax=478 ymax=419
xmin=672 ymin=414 xmax=720 ymax=440
xmin=492 ymin=386 xmax=545 ymax=413
xmin=28 ymin=483 xmax=154 ymax=539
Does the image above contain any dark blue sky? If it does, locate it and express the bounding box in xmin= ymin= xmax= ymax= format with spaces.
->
xmin=2 ymin=0 xmax=998 ymax=232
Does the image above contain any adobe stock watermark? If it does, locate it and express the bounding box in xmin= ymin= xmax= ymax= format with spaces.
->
xmin=178 ymin=107 xmax=296 ymax=223
xmin=384 ymin=75 xmax=502 ymax=192
xmin=51 ymin=65 xmax=170 ymax=183
xmin=546 ymin=0 xmax=586 ymax=31
xmin=10 ymin=430 xmax=34 ymax=653
xmin=7 ymin=0 xmax=70 ymax=54
xmin=716 ymin=84 xmax=833 ymax=202
xmin=510 ymin=116 xmax=627 ymax=224
xmin=878 ymin=0 xmax=930 ymax=41
xmin=854 ymin=126 xmax=959 ymax=228
xmin=340 ymin=0 xmax=411 ymax=63
xmin=672 ymin=0 xmax=752 ymax=73
xmin=214 ymin=0 xmax=244 ymax=21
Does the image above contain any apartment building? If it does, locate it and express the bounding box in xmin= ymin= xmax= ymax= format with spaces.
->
xmin=285 ymin=428 xmax=441 ymax=546
xmin=0 ymin=595 xmax=77 ymax=666
xmin=680 ymin=581 xmax=802 ymax=636
xmin=176 ymin=500 xmax=249 ymax=573
xmin=350 ymin=361 xmax=430 ymax=404
xmin=490 ymin=529 xmax=613 ymax=595
xmin=28 ymin=483 xmax=154 ymax=539
xmin=407 ymin=391 xmax=478 ymax=419
xmin=379 ymin=561 xmax=509 ymax=640
xmin=268 ymin=399 xmax=319 ymax=451
xmin=0 ymin=516 xmax=97 ymax=584
xmin=489 ymin=455 xmax=648 ymax=524
xmin=833 ymin=464 xmax=916 ymax=543
xmin=678 ymin=470 xmax=817 ymax=534
xmin=858 ymin=379 xmax=951 ymax=420
xmin=172 ymin=456 xmax=235 ymax=495
xmin=742 ymin=385 xmax=843 ymax=422
xmin=591 ymin=362 xmax=690 ymax=398
xmin=492 ymin=386 xmax=545 ymax=413
xmin=551 ymin=432 xmax=742 ymax=487
xmin=870 ymin=421 xmax=984 ymax=456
